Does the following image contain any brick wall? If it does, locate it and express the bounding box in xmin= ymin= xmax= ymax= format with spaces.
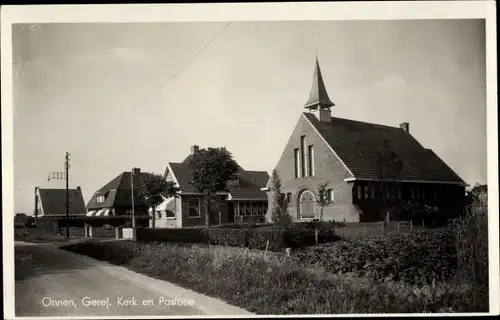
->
xmin=268 ymin=113 xmax=359 ymax=223
xmin=180 ymin=195 xmax=206 ymax=227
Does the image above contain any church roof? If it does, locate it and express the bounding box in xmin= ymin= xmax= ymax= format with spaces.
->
xmin=303 ymin=113 xmax=466 ymax=185
xmin=304 ymin=57 xmax=335 ymax=109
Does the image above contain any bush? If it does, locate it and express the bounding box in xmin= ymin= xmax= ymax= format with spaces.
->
xmin=454 ymin=206 xmax=488 ymax=311
xmin=136 ymin=227 xmax=209 ymax=243
xmin=293 ymin=228 xmax=458 ymax=285
xmin=208 ymin=228 xmax=247 ymax=247
xmin=247 ymin=229 xmax=286 ymax=251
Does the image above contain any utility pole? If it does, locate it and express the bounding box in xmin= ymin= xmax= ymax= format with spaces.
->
xmin=47 ymin=152 xmax=71 ymax=240
xmin=131 ymin=168 xmax=136 ymax=240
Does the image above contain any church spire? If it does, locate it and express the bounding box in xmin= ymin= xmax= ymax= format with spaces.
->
xmin=304 ymin=56 xmax=334 ymax=122
xmin=304 ymin=56 xmax=335 ymax=110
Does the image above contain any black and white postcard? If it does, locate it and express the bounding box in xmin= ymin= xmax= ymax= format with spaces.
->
xmin=1 ymin=2 xmax=498 ymax=318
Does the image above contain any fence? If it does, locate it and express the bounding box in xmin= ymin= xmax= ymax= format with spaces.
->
xmin=334 ymin=220 xmax=421 ymax=240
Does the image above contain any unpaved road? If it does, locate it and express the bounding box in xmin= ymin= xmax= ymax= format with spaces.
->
xmin=14 ymin=241 xmax=252 ymax=317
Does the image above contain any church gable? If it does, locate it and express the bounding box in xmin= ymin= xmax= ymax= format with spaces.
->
xmin=272 ymin=114 xmax=352 ymax=188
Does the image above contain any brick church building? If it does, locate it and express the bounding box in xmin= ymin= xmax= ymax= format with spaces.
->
xmin=264 ymin=57 xmax=467 ymax=223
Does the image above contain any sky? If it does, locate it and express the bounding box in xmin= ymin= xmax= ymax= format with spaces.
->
xmin=12 ymin=19 xmax=487 ymax=214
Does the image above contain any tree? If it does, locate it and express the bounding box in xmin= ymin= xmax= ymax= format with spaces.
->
xmin=316 ymin=182 xmax=332 ymax=222
xmin=140 ymin=172 xmax=180 ymax=228
xmin=375 ymin=139 xmax=403 ymax=224
xmin=186 ymin=147 xmax=240 ymax=227
xmin=270 ymin=170 xmax=293 ymax=226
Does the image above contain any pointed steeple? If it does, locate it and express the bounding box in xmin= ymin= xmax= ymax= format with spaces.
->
xmin=304 ymin=56 xmax=335 ymax=110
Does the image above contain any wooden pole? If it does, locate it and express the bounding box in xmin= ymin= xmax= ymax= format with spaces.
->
xmin=65 ymin=152 xmax=70 ymax=240
xmin=315 ymin=228 xmax=319 ymax=245
xmin=264 ymin=240 xmax=269 ymax=260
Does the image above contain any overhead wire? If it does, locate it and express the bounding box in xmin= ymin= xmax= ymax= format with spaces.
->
xmin=136 ymin=21 xmax=232 ymax=110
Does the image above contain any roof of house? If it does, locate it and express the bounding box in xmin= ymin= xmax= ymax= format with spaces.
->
xmin=87 ymin=171 xmax=149 ymax=209
xmin=38 ymin=188 xmax=87 ymax=215
xmin=303 ymin=112 xmax=466 ymax=184
xmin=168 ymin=161 xmax=269 ymax=200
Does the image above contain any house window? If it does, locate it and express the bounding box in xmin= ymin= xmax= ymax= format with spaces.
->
xmin=257 ymin=203 xmax=264 ymax=215
xmin=239 ymin=203 xmax=245 ymax=216
xmin=252 ymin=203 xmax=258 ymax=215
xmin=327 ymin=189 xmax=334 ymax=202
xmin=398 ymin=187 xmax=402 ymax=200
xmin=166 ymin=210 xmax=175 ymax=219
xmin=370 ymin=186 xmax=375 ymax=200
xmin=364 ymin=186 xmax=369 ymax=199
xmin=308 ymin=145 xmax=315 ymax=177
xmin=263 ymin=204 xmax=268 ymax=214
xmin=294 ymin=148 xmax=300 ymax=178
xmin=96 ymin=195 xmax=105 ymax=203
xmin=357 ymin=186 xmax=363 ymax=199
xmin=299 ymin=189 xmax=316 ymax=219
xmin=416 ymin=187 xmax=420 ymax=200
xmin=188 ymin=199 xmax=200 ymax=218
xmin=411 ymin=187 xmax=416 ymax=199
xmin=246 ymin=202 xmax=251 ymax=215
xmin=300 ymin=136 xmax=306 ymax=178
xmin=422 ymin=187 xmax=426 ymax=199
xmin=286 ymin=192 xmax=292 ymax=204
xmin=434 ymin=187 xmax=438 ymax=200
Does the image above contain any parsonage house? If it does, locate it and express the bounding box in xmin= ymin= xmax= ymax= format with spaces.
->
xmin=152 ymin=146 xmax=270 ymax=228
xmin=86 ymin=167 xmax=150 ymax=225
xmin=264 ymin=58 xmax=467 ymax=223
xmin=34 ymin=186 xmax=87 ymax=218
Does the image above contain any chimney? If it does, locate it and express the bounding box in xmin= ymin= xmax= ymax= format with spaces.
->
xmin=190 ymin=145 xmax=199 ymax=154
xmin=399 ymin=122 xmax=409 ymax=133
xmin=132 ymin=167 xmax=141 ymax=175
xmin=76 ymin=186 xmax=81 ymax=190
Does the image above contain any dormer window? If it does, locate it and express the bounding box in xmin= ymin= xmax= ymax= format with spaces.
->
xmin=227 ymin=178 xmax=240 ymax=187
xmin=96 ymin=195 xmax=106 ymax=203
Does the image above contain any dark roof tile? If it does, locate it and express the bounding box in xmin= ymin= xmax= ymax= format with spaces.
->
xmin=168 ymin=162 xmax=269 ymax=200
xmin=39 ymin=188 xmax=87 ymax=215
xmin=304 ymin=113 xmax=465 ymax=184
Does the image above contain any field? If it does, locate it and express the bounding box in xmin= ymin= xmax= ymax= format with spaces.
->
xmin=61 ymin=207 xmax=488 ymax=314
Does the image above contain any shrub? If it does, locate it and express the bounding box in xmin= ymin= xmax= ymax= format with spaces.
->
xmin=454 ymin=206 xmax=489 ymax=311
xmin=208 ymin=228 xmax=247 ymax=247
xmin=247 ymin=229 xmax=286 ymax=251
xmin=293 ymin=228 xmax=458 ymax=285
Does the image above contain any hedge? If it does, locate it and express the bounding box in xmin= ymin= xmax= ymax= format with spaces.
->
xmin=137 ymin=226 xmax=339 ymax=252
xmin=136 ymin=227 xmax=209 ymax=244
